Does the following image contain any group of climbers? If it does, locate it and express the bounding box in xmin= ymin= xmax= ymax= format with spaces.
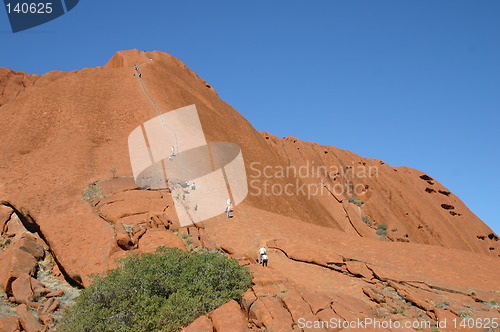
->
xmin=259 ymin=246 xmax=269 ymax=267
xmin=131 ymin=58 xmax=247 ymax=240
xmin=134 ymin=64 xmax=142 ymax=78
xmin=133 ymin=57 xmax=153 ymax=78
xmin=226 ymin=198 xmax=232 ymax=218
xmin=131 ymin=58 xmax=271 ymax=271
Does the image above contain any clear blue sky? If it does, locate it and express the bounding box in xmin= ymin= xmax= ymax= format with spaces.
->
xmin=1 ymin=1 xmax=499 ymax=235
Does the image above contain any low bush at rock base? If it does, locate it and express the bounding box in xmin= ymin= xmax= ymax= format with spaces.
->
xmin=58 ymin=247 xmax=251 ymax=332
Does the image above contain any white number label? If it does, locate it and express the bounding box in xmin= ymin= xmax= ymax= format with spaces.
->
xmin=6 ymin=2 xmax=54 ymax=14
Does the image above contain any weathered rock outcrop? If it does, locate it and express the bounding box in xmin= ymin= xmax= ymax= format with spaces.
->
xmin=0 ymin=68 xmax=38 ymax=108
xmin=0 ymin=49 xmax=340 ymax=288
xmin=1 ymin=50 xmax=498 ymax=331
xmin=1 ymin=50 xmax=497 ymax=290
xmin=0 ymin=316 xmax=21 ymax=332
xmin=261 ymin=132 xmax=499 ymax=257
xmin=0 ymin=203 xmax=74 ymax=331
xmin=183 ymin=206 xmax=500 ymax=330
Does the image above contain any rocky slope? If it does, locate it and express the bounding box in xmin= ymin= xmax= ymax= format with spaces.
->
xmin=0 ymin=49 xmax=499 ymax=331
xmin=261 ymin=133 xmax=499 ymax=256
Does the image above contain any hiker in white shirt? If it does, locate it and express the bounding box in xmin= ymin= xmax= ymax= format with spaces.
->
xmin=259 ymin=247 xmax=266 ymax=263
xmin=261 ymin=254 xmax=268 ymax=267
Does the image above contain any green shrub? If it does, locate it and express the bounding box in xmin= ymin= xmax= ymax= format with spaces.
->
xmin=82 ymin=183 xmax=104 ymax=203
xmin=435 ymin=301 xmax=450 ymax=308
xmin=482 ymin=300 xmax=499 ymax=308
xmin=458 ymin=311 xmax=470 ymax=319
xmin=376 ymin=224 xmax=387 ymax=237
xmin=58 ymin=247 xmax=251 ymax=332
xmin=348 ymin=198 xmax=364 ymax=207
xmin=362 ymin=216 xmax=372 ymax=226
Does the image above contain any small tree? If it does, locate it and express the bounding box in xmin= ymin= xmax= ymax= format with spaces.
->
xmin=58 ymin=247 xmax=251 ymax=332
xmin=109 ymin=166 xmax=118 ymax=178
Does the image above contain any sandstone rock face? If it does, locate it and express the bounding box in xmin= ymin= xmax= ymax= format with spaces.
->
xmin=11 ymin=276 xmax=47 ymax=305
xmin=262 ymin=132 xmax=499 ymax=256
xmin=37 ymin=297 xmax=60 ymax=315
xmin=0 ymin=245 xmax=37 ymax=293
xmin=38 ymin=314 xmax=55 ymax=329
xmin=137 ymin=229 xmax=186 ymax=253
xmin=0 ymin=205 xmax=13 ymax=232
xmin=0 ymin=204 xmax=75 ymax=331
xmin=0 ymin=316 xmax=21 ymax=332
xmin=183 ymin=315 xmax=213 ymax=332
xmin=345 ymin=260 xmax=373 ymax=280
xmin=1 ymin=49 xmax=497 ymax=290
xmin=16 ymin=234 xmax=45 ymax=260
xmin=0 ymin=68 xmax=38 ymax=107
xmin=0 ymin=49 xmax=345 ymax=289
xmin=209 ymin=300 xmax=247 ymax=332
xmin=16 ymin=304 xmax=43 ymax=332
xmin=1 ymin=50 xmax=499 ymax=331
xmin=45 ymin=290 xmax=64 ymax=298
xmin=199 ymin=205 xmax=500 ymax=330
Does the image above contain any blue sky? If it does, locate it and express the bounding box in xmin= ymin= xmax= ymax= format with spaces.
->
xmin=1 ymin=1 xmax=499 ymax=235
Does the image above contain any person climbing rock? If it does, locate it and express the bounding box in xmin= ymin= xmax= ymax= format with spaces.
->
xmin=226 ymin=198 xmax=232 ymax=218
xmin=261 ymin=253 xmax=268 ymax=267
xmin=259 ymin=246 xmax=266 ymax=263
